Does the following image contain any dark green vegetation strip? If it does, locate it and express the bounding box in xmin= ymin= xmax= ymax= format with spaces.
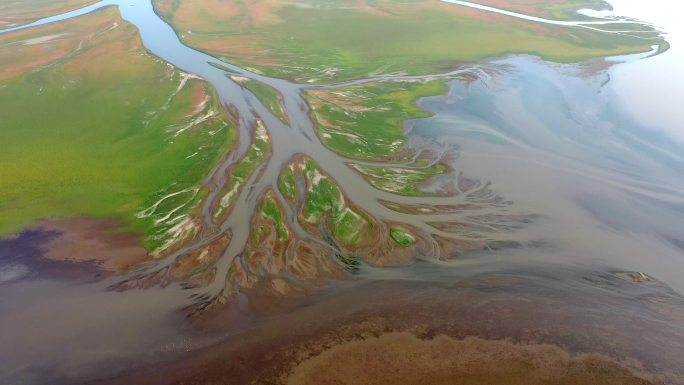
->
xmin=260 ymin=193 xmax=289 ymax=241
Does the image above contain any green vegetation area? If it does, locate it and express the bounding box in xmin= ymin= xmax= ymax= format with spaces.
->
xmin=306 ymin=80 xmax=447 ymax=161
xmin=278 ymin=164 xmax=297 ymax=201
xmin=251 ymin=191 xmax=289 ymax=246
xmin=351 ymin=163 xmax=448 ymax=196
xmin=0 ymin=0 xmax=97 ymax=27
xmin=153 ymin=0 xmax=663 ymax=83
xmin=214 ymin=123 xmax=270 ymax=219
xmin=260 ymin=193 xmax=289 ymax=240
xmin=301 ymin=160 xmax=371 ymax=247
xmin=234 ymin=77 xmax=288 ymax=123
xmin=389 ymin=227 xmax=416 ymax=246
xmin=0 ymin=9 xmax=234 ymax=251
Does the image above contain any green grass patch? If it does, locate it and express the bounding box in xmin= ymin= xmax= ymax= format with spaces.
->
xmin=235 ymin=77 xmax=288 ymax=124
xmin=351 ymin=163 xmax=448 ymax=196
xmin=214 ymin=123 xmax=270 ymax=219
xmin=301 ymin=160 xmax=370 ymax=247
xmin=306 ymin=80 xmax=448 ymax=160
xmin=278 ymin=164 xmax=297 ymax=200
xmin=154 ymin=0 xmax=663 ymax=83
xmin=0 ymin=9 xmax=234 ymax=252
xmin=390 ymin=227 xmax=416 ymax=246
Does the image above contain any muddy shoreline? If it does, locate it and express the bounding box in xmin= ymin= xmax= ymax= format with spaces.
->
xmin=81 ymin=264 xmax=684 ymax=385
xmin=0 ymin=217 xmax=149 ymax=284
xmin=2 ymin=218 xmax=684 ymax=384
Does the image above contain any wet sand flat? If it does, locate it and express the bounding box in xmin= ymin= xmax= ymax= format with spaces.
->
xmin=286 ymin=333 xmax=652 ymax=385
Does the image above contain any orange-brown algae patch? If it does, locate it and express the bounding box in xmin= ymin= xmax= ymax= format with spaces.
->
xmin=433 ymin=234 xmax=487 ymax=260
xmin=36 ymin=217 xmax=149 ymax=272
xmin=355 ymin=0 xmax=391 ymax=17
xmin=0 ymin=0 xmax=99 ymax=28
xmin=0 ymin=7 xmax=134 ymax=82
xmin=285 ymin=332 xmax=654 ymax=385
xmin=363 ymin=223 xmax=429 ymax=267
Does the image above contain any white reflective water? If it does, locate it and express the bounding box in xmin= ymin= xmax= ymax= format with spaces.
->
xmin=606 ymin=0 xmax=684 ymax=143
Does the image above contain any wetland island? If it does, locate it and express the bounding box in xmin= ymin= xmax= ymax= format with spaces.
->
xmin=1 ymin=0 xmax=684 ymax=384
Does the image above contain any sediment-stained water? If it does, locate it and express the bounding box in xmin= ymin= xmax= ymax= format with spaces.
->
xmin=0 ymin=0 xmax=683 ymax=384
xmin=413 ymin=54 xmax=684 ymax=292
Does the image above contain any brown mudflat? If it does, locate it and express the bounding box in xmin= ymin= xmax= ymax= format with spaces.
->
xmin=38 ymin=217 xmax=149 ymax=272
xmin=88 ymin=267 xmax=684 ymax=385
xmin=286 ymin=332 xmax=652 ymax=385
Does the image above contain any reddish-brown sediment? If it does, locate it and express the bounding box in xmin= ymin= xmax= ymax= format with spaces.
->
xmin=0 ymin=0 xmax=99 ymax=28
xmin=432 ymin=233 xmax=488 ymax=259
xmin=286 ymin=333 xmax=653 ymax=385
xmin=0 ymin=7 xmax=124 ymax=82
xmin=90 ymin=269 xmax=684 ymax=385
xmin=171 ymin=233 xmax=231 ymax=282
xmin=224 ymin=188 xmax=348 ymax=305
xmin=36 ymin=217 xmax=149 ymax=272
xmin=363 ymin=221 xmax=428 ymax=267
xmin=379 ymin=199 xmax=481 ymax=215
xmin=146 ymin=154 xmax=529 ymax=303
xmin=355 ymin=0 xmax=391 ymax=17
xmin=110 ymin=231 xmax=231 ymax=291
xmin=468 ymin=0 xmax=610 ymax=19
